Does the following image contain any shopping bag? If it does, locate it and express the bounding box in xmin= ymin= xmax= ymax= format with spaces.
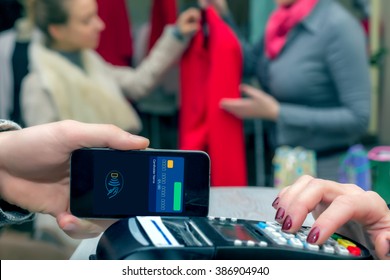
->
xmin=338 ymin=144 xmax=371 ymax=191
xmin=368 ymin=146 xmax=390 ymax=203
xmin=273 ymin=146 xmax=317 ymax=189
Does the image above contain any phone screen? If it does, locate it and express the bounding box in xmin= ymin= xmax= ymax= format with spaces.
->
xmin=70 ymin=148 xmax=210 ymax=218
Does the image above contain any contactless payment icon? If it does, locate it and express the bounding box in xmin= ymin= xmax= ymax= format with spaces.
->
xmin=105 ymin=170 xmax=124 ymax=199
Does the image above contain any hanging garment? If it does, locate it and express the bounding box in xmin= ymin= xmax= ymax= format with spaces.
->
xmin=96 ymin=0 xmax=133 ymax=66
xmin=148 ymin=0 xmax=177 ymax=51
xmin=179 ymin=7 xmax=247 ymax=187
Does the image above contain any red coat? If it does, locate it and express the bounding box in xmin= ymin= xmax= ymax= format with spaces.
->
xmin=179 ymin=7 xmax=247 ymax=187
xmin=96 ymin=0 xmax=133 ymax=66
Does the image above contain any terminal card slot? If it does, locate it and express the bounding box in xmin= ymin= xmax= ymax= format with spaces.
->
xmin=163 ymin=219 xmax=213 ymax=247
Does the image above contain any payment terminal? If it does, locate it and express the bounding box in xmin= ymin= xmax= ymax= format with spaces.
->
xmin=93 ymin=216 xmax=372 ymax=260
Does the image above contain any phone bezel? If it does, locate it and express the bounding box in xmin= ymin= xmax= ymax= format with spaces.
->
xmin=70 ymin=148 xmax=210 ymax=218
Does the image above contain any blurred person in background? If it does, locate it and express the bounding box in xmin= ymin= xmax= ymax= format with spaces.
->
xmin=21 ymin=0 xmax=200 ymax=133
xmin=0 ymin=0 xmax=32 ymax=126
xmin=204 ymin=0 xmax=371 ymax=184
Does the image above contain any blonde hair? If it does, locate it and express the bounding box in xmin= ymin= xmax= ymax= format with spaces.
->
xmin=27 ymin=0 xmax=70 ymax=39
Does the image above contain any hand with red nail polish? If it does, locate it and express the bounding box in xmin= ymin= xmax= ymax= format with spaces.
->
xmin=273 ymin=175 xmax=390 ymax=260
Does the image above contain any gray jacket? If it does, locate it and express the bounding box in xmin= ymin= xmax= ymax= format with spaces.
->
xmin=244 ymin=0 xmax=371 ymax=152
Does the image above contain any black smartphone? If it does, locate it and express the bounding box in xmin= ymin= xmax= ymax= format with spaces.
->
xmin=70 ymin=148 xmax=210 ymax=218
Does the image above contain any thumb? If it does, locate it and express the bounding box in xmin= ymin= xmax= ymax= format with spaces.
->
xmin=54 ymin=120 xmax=150 ymax=152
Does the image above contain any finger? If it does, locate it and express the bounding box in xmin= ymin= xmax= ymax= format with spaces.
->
xmin=276 ymin=175 xmax=316 ymax=211
xmin=220 ymin=98 xmax=247 ymax=108
xmin=276 ymin=176 xmax=360 ymax=232
xmin=375 ymin=231 xmax=390 ymax=260
xmin=57 ymin=212 xmax=116 ymax=239
xmin=220 ymin=98 xmax=252 ymax=117
xmin=277 ymin=186 xmax=290 ymax=197
xmin=219 ymin=98 xmax=251 ymax=111
xmin=309 ymin=191 xmax=388 ymax=244
xmin=274 ymin=175 xmax=316 ymax=227
xmin=271 ymin=186 xmax=290 ymax=209
xmin=187 ymin=8 xmax=201 ymax=20
xmin=277 ymin=175 xmax=315 ymax=200
xmin=239 ymin=84 xmax=262 ymax=99
xmin=54 ymin=120 xmax=149 ymax=152
xmin=220 ymin=99 xmax=241 ymax=115
xmin=278 ymin=175 xmax=361 ymax=212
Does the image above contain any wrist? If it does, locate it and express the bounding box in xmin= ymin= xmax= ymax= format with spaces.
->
xmin=0 ymin=121 xmax=35 ymax=226
xmin=172 ymin=26 xmax=185 ymax=42
xmin=0 ymin=121 xmax=21 ymax=165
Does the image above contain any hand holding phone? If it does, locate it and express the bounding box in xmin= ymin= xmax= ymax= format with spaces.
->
xmin=70 ymin=148 xmax=210 ymax=218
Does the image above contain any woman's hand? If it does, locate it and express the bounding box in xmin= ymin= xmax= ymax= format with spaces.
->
xmin=0 ymin=120 xmax=149 ymax=238
xmin=198 ymin=0 xmax=229 ymax=16
xmin=272 ymin=175 xmax=390 ymax=259
xmin=176 ymin=8 xmax=201 ymax=37
xmin=220 ymin=84 xmax=280 ymax=121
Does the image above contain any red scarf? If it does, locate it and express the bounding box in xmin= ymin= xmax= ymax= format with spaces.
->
xmin=180 ymin=7 xmax=247 ymax=187
xmin=265 ymin=0 xmax=318 ymax=59
xmin=148 ymin=0 xmax=177 ymax=52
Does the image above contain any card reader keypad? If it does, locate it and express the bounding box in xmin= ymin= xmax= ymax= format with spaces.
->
xmin=256 ymin=221 xmax=362 ymax=257
xmin=208 ymin=217 xmax=362 ymax=258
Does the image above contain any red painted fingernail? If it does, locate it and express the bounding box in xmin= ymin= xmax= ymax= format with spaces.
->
xmin=275 ymin=207 xmax=285 ymax=221
xmin=272 ymin=197 xmax=279 ymax=208
xmin=307 ymin=227 xmax=320 ymax=243
xmin=282 ymin=215 xmax=292 ymax=231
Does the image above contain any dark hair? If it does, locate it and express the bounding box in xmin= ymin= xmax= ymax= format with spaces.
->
xmin=29 ymin=0 xmax=70 ymax=39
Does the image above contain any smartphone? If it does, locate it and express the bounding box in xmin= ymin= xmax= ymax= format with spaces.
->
xmin=70 ymin=148 xmax=210 ymax=218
